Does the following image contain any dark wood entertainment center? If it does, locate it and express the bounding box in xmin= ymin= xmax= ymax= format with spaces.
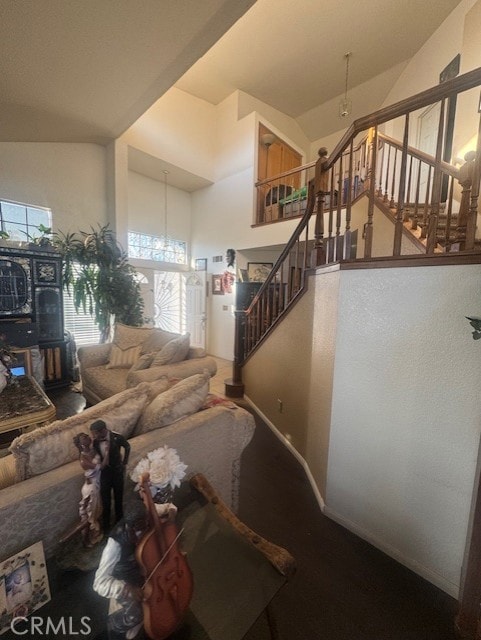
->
xmin=0 ymin=245 xmax=70 ymax=388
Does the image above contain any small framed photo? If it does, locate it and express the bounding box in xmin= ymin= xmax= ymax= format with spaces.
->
xmin=212 ymin=274 xmax=224 ymax=295
xmin=0 ymin=541 xmax=51 ymax=634
xmin=195 ymin=258 xmax=207 ymax=272
xmin=247 ymin=262 xmax=273 ymax=283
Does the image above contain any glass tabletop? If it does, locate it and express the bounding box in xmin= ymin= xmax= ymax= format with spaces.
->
xmin=172 ymin=486 xmax=287 ymax=640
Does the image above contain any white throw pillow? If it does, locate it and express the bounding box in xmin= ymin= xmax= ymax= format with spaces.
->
xmin=150 ymin=334 xmax=190 ymax=367
xmin=141 ymin=329 xmax=181 ymax=354
xmin=133 ymin=371 xmax=209 ymax=435
xmin=106 ymin=344 xmax=142 ymax=369
xmin=113 ymin=323 xmax=154 ymax=350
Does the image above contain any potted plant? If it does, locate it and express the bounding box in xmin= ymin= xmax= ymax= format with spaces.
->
xmin=53 ymin=224 xmax=144 ymax=342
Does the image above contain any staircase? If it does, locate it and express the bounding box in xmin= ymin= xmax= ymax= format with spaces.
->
xmin=232 ymin=66 xmax=481 ymax=377
xmin=229 ymin=65 xmax=481 ymax=640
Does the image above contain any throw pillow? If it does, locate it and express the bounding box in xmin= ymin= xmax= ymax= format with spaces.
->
xmin=150 ymin=334 xmax=190 ymax=367
xmin=106 ymin=344 xmax=142 ymax=369
xmin=133 ymin=371 xmax=210 ymax=435
xmin=130 ymin=352 xmax=154 ymax=372
xmin=141 ymin=329 xmax=181 ymax=354
xmin=113 ymin=323 xmax=154 ymax=350
xmin=126 ymin=353 xmax=154 ymax=387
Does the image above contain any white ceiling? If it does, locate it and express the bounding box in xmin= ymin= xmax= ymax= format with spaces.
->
xmin=175 ymin=0 xmax=463 ymax=141
xmin=0 ymin=0 xmax=255 ymax=143
xmin=0 ymin=0 xmax=463 ymax=148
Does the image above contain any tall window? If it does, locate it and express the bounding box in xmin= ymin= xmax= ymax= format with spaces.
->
xmin=0 ymin=200 xmax=51 ymax=241
xmin=63 ymin=289 xmax=101 ymax=346
xmin=128 ymin=231 xmax=186 ymax=265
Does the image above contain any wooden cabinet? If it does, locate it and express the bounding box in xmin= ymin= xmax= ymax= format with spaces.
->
xmin=0 ymin=246 xmax=69 ymax=387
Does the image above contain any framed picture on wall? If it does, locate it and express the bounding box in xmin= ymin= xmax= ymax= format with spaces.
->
xmin=212 ymin=274 xmax=224 ymax=295
xmin=247 ymin=262 xmax=273 ymax=283
xmin=195 ymin=258 xmax=207 ymax=272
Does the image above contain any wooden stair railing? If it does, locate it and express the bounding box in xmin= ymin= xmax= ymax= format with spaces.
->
xmin=238 ymin=181 xmax=316 ymax=366
xmin=231 ymin=66 xmax=481 ymax=381
xmin=310 ymin=67 xmax=481 ymax=264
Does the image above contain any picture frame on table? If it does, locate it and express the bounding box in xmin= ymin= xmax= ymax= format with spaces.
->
xmin=195 ymin=258 xmax=207 ymax=272
xmin=212 ymin=274 xmax=224 ymax=295
xmin=247 ymin=262 xmax=273 ymax=283
xmin=0 ymin=541 xmax=51 ymax=635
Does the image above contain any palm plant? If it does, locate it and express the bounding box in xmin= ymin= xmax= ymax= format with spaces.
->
xmin=53 ymin=225 xmax=144 ymax=342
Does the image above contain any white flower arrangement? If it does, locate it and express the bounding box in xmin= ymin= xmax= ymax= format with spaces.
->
xmin=130 ymin=445 xmax=187 ymax=493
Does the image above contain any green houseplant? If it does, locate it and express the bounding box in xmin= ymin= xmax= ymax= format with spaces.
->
xmin=53 ymin=225 xmax=144 ymax=342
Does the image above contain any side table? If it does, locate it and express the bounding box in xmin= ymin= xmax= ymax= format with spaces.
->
xmin=0 ymin=375 xmax=56 ymax=437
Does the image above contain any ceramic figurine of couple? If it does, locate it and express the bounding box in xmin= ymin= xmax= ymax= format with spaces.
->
xmin=73 ymin=419 xmax=130 ymax=547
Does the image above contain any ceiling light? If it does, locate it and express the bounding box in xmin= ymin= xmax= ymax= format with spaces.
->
xmin=339 ymin=52 xmax=352 ymax=118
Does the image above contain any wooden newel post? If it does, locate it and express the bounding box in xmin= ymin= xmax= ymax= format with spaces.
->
xmin=311 ymin=147 xmax=329 ymax=267
xmin=456 ymin=151 xmax=476 ymax=250
xmin=224 ymin=310 xmax=246 ymax=398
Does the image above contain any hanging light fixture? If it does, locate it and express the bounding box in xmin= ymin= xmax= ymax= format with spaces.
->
xmin=260 ymin=132 xmax=276 ymax=178
xmin=339 ymin=52 xmax=352 ymax=118
xmin=162 ymin=169 xmax=169 ymax=253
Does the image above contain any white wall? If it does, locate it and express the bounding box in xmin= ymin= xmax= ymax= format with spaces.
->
xmin=121 ymin=88 xmax=216 ymax=182
xmin=244 ymin=262 xmax=481 ymax=597
xmin=128 ymin=170 xmax=192 ymax=242
xmin=326 ymin=263 xmax=481 ymax=596
xmin=0 ymin=142 xmax=107 ymax=233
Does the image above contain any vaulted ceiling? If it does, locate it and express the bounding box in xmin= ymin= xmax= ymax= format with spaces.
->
xmin=0 ymin=0 xmax=255 ymax=143
xmin=1 ymin=0 xmax=462 ymax=145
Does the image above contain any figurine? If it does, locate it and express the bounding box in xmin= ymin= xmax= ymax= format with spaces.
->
xmin=73 ymin=432 xmax=104 ymax=547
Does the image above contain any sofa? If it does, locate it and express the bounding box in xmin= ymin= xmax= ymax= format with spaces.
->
xmin=77 ymin=323 xmax=218 ymax=405
xmin=0 ymin=372 xmax=255 ymax=561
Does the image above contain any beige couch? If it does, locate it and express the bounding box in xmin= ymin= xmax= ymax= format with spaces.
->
xmin=78 ymin=323 xmax=218 ymax=405
xmin=0 ymin=372 xmax=255 ymax=561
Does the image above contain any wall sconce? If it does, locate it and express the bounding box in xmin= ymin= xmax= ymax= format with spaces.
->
xmin=339 ymin=52 xmax=352 ymax=118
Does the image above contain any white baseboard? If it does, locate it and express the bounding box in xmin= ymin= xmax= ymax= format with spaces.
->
xmin=244 ymin=394 xmax=325 ymax=511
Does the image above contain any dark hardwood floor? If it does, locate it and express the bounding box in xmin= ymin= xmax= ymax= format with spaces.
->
xmin=10 ymin=386 xmax=459 ymax=639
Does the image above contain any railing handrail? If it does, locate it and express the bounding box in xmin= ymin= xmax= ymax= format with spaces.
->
xmin=255 ymin=160 xmax=316 ymax=188
xmin=378 ymin=132 xmax=459 ymax=179
xmin=255 ymin=132 xmax=370 ymax=189
xmin=246 ymin=182 xmax=315 ymax=314
xmin=327 ymin=66 xmax=481 ymax=170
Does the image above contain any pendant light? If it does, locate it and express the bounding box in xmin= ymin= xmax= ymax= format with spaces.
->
xmin=339 ymin=52 xmax=352 ymax=118
xmin=162 ymin=169 xmax=169 ymax=251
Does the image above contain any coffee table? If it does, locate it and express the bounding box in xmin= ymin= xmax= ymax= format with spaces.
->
xmin=0 ymin=374 xmax=56 ymax=437
xmin=169 ymin=474 xmax=296 ymax=640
